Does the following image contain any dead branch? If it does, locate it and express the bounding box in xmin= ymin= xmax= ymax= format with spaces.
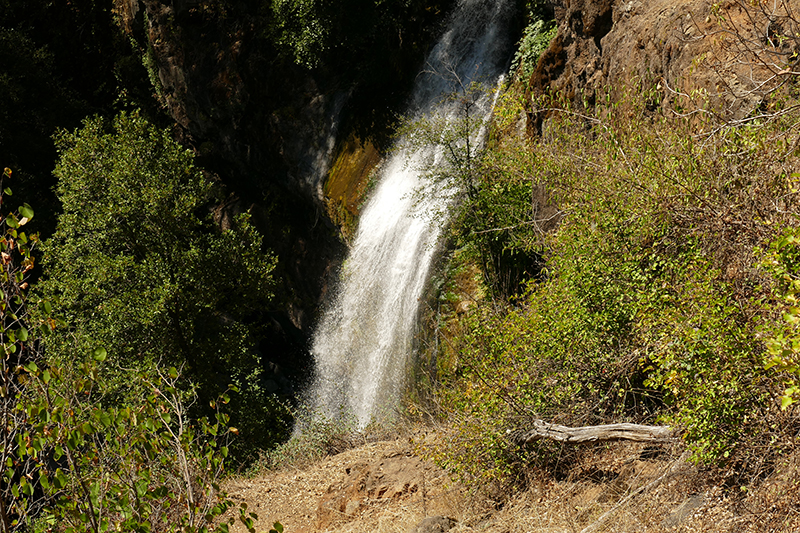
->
xmin=512 ymin=420 xmax=676 ymax=445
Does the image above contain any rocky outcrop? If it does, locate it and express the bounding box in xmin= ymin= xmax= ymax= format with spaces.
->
xmin=532 ymin=0 xmax=613 ymax=104
xmin=533 ymin=0 xmax=799 ymax=118
xmin=316 ymin=452 xmax=432 ymax=530
xmin=119 ymin=0 xmax=345 ymax=204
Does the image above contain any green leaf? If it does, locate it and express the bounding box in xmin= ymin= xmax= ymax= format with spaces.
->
xmin=781 ymin=394 xmax=795 ymax=410
xmin=19 ymin=204 xmax=33 ymax=220
xmin=92 ymin=347 xmax=107 ymax=361
xmin=39 ymin=470 xmax=50 ymax=490
xmin=3 ymin=187 xmax=11 ymax=196
xmin=95 ymin=410 xmax=112 ymax=428
xmin=53 ymin=468 xmax=68 ymax=489
xmin=18 ymin=327 xmax=28 ymax=342
xmin=21 ymin=478 xmax=33 ymax=497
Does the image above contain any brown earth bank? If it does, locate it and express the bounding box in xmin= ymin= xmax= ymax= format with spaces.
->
xmin=223 ymin=430 xmax=800 ymax=533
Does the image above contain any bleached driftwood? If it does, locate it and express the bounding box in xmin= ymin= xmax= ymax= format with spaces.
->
xmin=513 ymin=420 xmax=675 ymax=445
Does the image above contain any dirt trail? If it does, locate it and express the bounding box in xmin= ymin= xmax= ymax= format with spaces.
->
xmin=224 ymin=439 xmax=470 ymax=533
xmin=224 ymin=434 xmax=800 ymax=533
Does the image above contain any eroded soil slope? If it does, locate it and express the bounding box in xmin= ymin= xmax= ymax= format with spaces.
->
xmin=224 ymin=432 xmax=800 ymax=533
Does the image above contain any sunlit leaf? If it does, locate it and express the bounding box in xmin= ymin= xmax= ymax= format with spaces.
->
xmin=92 ymin=347 xmax=107 ymax=361
xmin=19 ymin=203 xmax=33 ymax=221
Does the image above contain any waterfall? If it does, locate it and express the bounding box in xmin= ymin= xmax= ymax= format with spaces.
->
xmin=304 ymin=0 xmax=515 ymax=428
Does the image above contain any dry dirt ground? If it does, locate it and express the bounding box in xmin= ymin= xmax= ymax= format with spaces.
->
xmin=222 ymin=430 xmax=800 ymax=533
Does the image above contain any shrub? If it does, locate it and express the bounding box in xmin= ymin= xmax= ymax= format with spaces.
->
xmin=761 ymin=227 xmax=800 ymax=408
xmin=426 ymin=80 xmax=799 ymax=486
xmin=0 ymin=173 xmax=260 ymax=532
xmin=38 ymin=111 xmax=288 ymax=459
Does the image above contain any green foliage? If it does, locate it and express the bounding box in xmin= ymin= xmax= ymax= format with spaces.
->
xmin=38 ymin=110 xmax=287 ymax=459
xmin=639 ymin=259 xmax=767 ymax=462
xmin=141 ymin=12 xmax=165 ymax=99
xmin=269 ymin=0 xmax=333 ymax=68
xmin=18 ymin=362 xmax=248 ymax=533
xmin=523 ymin=0 xmax=550 ymax=20
xmin=0 ymin=176 xmax=264 ymax=532
xmin=762 ymin=226 xmax=800 ymax=408
xmin=0 ymin=168 xmax=48 ymax=532
xmin=509 ymin=18 xmax=557 ymax=81
xmin=267 ymin=0 xmax=449 ymax=69
xmin=427 ymin=81 xmax=799 ymax=485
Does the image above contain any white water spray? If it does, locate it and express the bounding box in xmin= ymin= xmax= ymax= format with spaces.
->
xmin=304 ymin=0 xmax=515 ymax=428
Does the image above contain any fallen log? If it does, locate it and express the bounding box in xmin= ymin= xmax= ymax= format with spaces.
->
xmin=512 ymin=420 xmax=675 ymax=445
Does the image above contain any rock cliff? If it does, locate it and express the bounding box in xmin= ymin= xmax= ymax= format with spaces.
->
xmin=113 ymin=0 xmax=451 ymax=346
xmin=533 ymin=0 xmax=797 ymax=119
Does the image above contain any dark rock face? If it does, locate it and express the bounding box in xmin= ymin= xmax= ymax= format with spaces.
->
xmin=135 ymin=0 xmax=344 ymax=203
xmin=532 ymin=0 xmax=613 ymax=104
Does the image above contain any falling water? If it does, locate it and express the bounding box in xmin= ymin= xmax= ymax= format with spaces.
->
xmin=305 ymin=0 xmax=516 ymax=428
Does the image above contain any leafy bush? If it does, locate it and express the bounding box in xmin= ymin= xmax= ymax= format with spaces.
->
xmin=762 ymin=227 xmax=800 ymax=408
xmin=426 ymin=80 xmax=799 ymax=486
xmin=0 ymin=168 xmax=48 ymax=531
xmin=18 ymin=360 xmax=249 ymax=533
xmin=0 ymin=173 xmax=261 ymax=532
xmin=37 ymin=110 xmax=289 ymax=460
xmin=510 ymin=18 xmax=557 ymax=81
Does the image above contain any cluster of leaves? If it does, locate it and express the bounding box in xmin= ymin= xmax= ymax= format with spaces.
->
xmin=761 ymin=227 xmax=800 ymax=408
xmin=36 ymin=111 xmax=290 ymax=461
xmin=0 ymin=171 xmax=273 ymax=532
xmin=423 ymin=78 xmax=800 ymax=486
xmin=14 ymin=361 xmax=252 ymax=533
xmin=509 ymin=18 xmax=557 ymax=82
xmin=0 ymin=167 xmax=47 ymax=531
xmin=266 ymin=0 xmax=451 ymax=69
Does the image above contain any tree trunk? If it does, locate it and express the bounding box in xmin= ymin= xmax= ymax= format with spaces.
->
xmin=513 ymin=420 xmax=675 ymax=445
